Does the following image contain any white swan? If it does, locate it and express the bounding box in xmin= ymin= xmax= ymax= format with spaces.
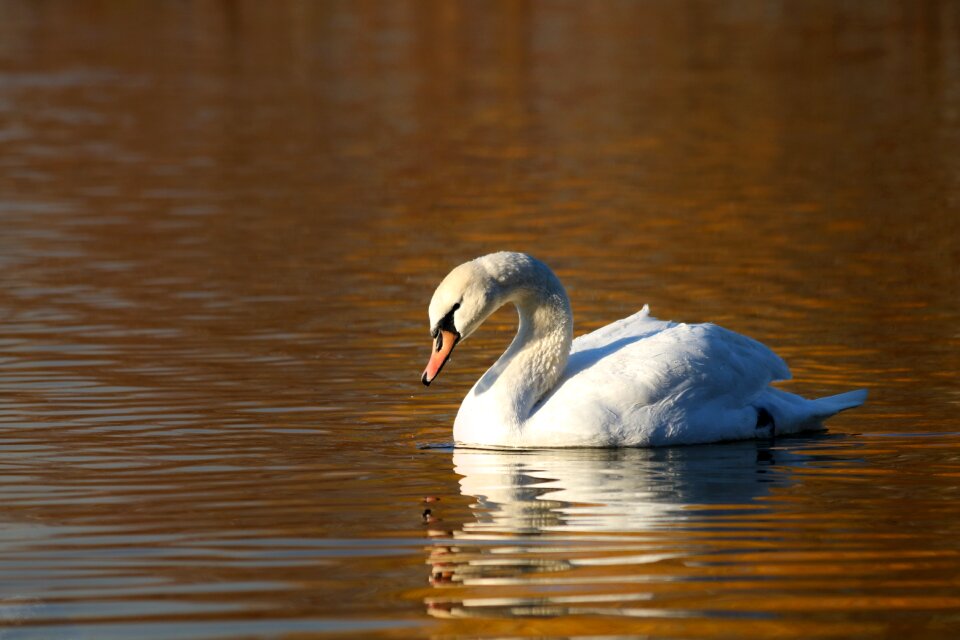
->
xmin=421 ymin=252 xmax=866 ymax=448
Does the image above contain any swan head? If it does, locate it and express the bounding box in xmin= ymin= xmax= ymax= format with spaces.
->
xmin=421 ymin=257 xmax=501 ymax=386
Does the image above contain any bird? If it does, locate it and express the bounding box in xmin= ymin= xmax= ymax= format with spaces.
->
xmin=421 ymin=252 xmax=866 ymax=448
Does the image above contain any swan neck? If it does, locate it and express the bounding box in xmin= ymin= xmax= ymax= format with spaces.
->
xmin=486 ymin=274 xmax=573 ymax=425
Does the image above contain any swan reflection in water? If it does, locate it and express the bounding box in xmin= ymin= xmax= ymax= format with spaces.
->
xmin=426 ymin=438 xmax=836 ymax=619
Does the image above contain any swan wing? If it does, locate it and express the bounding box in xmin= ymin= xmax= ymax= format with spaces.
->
xmin=568 ymin=306 xmax=790 ymax=387
xmin=529 ymin=308 xmax=792 ymax=446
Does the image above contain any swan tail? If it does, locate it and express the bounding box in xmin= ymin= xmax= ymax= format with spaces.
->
xmin=810 ymin=389 xmax=868 ymax=419
xmin=759 ymin=388 xmax=867 ymax=435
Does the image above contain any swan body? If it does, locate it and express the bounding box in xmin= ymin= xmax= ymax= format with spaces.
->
xmin=422 ymin=252 xmax=866 ymax=448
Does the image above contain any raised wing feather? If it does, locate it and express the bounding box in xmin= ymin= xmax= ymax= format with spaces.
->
xmin=569 ymin=305 xmax=668 ymax=352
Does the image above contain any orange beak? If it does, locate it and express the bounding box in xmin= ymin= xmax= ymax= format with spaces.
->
xmin=422 ymin=330 xmax=459 ymax=386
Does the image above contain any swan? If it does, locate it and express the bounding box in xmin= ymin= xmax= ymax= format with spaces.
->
xmin=421 ymin=252 xmax=866 ymax=448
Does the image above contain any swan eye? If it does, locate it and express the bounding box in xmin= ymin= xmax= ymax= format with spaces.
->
xmin=452 ymin=303 xmax=460 ymax=311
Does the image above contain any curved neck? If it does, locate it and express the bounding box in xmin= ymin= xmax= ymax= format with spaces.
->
xmin=474 ymin=272 xmax=573 ymax=427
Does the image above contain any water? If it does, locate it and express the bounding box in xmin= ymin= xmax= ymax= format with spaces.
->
xmin=0 ymin=1 xmax=958 ymax=638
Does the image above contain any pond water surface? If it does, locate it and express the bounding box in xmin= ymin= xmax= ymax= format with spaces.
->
xmin=1 ymin=2 xmax=959 ymax=638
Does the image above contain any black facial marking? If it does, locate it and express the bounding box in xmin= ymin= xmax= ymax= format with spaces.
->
xmin=439 ymin=305 xmax=458 ymax=334
xmin=430 ymin=302 xmax=462 ymax=342
xmin=437 ymin=302 xmax=460 ymax=333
